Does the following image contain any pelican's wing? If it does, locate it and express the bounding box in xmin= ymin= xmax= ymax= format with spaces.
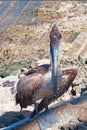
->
xmin=25 ymin=64 xmax=50 ymax=75
xmin=16 ymin=73 xmax=44 ymax=108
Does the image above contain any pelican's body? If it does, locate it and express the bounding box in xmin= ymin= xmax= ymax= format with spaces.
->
xmin=33 ymin=66 xmax=62 ymax=101
xmin=16 ymin=24 xmax=62 ymax=112
xmin=16 ymin=64 xmax=62 ymax=109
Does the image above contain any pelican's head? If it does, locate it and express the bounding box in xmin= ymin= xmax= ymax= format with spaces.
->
xmin=50 ymin=24 xmax=62 ymax=94
xmin=50 ymin=24 xmax=62 ymax=73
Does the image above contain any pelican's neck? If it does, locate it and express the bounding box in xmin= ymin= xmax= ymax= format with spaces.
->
xmin=50 ymin=40 xmax=61 ymax=94
xmin=50 ymin=40 xmax=61 ymax=71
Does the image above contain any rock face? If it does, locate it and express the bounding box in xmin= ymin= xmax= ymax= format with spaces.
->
xmin=0 ymin=1 xmax=87 ymax=69
xmin=14 ymin=99 xmax=87 ymax=130
xmin=0 ymin=76 xmax=23 ymax=128
xmin=0 ymin=76 xmax=19 ymax=111
xmin=0 ymin=0 xmax=87 ymax=129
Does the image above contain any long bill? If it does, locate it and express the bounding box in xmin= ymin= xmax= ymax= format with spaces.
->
xmin=50 ymin=24 xmax=62 ymax=95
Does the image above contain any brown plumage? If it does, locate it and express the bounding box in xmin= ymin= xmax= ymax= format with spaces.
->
xmin=15 ymin=24 xmax=62 ymax=112
xmin=16 ymin=73 xmax=43 ymax=108
xmin=16 ymin=65 xmax=62 ymax=109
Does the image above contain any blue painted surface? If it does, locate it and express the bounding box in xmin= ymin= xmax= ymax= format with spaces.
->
xmin=0 ymin=1 xmax=42 ymax=26
xmin=70 ymin=95 xmax=87 ymax=104
xmin=0 ymin=1 xmax=10 ymax=15
xmin=1 ymin=118 xmax=29 ymax=130
xmin=8 ymin=1 xmax=28 ymax=15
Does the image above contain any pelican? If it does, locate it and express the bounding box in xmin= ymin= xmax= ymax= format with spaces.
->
xmin=15 ymin=24 xmax=62 ymax=115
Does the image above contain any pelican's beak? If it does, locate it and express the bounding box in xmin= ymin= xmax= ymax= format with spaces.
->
xmin=50 ymin=24 xmax=62 ymax=94
xmin=50 ymin=40 xmax=61 ymax=74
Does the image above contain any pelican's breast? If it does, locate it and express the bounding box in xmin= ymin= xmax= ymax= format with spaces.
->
xmin=33 ymin=71 xmax=52 ymax=101
xmin=57 ymin=67 xmax=62 ymax=87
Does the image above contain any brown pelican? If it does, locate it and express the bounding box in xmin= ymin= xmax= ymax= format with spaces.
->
xmin=15 ymin=24 xmax=62 ymax=115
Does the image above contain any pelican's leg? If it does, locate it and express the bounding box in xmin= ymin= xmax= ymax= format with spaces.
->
xmin=44 ymin=98 xmax=49 ymax=112
xmin=34 ymin=102 xmax=39 ymax=117
xmin=20 ymin=107 xmax=23 ymax=113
